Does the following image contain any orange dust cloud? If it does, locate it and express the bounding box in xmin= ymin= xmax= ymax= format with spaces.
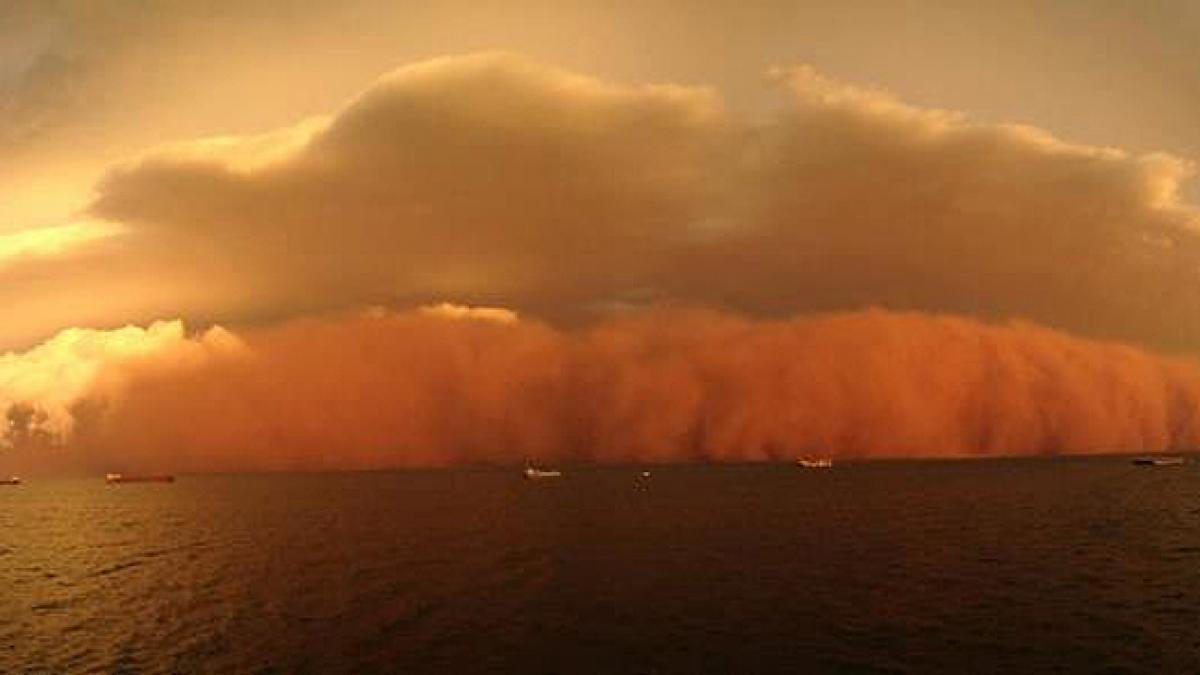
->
xmin=27 ymin=306 xmax=1200 ymax=474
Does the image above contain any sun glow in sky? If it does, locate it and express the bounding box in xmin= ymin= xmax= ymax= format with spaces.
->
xmin=0 ymin=220 xmax=121 ymax=269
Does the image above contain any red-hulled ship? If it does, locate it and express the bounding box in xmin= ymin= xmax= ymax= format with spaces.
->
xmin=105 ymin=473 xmax=175 ymax=484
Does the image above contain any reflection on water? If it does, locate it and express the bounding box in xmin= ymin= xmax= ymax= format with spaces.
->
xmin=2 ymin=458 xmax=1199 ymax=673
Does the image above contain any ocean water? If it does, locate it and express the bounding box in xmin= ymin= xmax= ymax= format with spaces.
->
xmin=2 ymin=458 xmax=1199 ymax=674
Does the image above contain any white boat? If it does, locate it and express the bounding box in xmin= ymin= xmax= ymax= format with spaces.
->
xmin=796 ymin=458 xmax=833 ymax=468
xmin=523 ymin=464 xmax=562 ymax=479
xmin=1131 ymin=456 xmax=1185 ymax=466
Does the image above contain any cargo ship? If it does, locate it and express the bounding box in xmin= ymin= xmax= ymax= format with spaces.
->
xmin=105 ymin=473 xmax=175 ymax=484
xmin=522 ymin=463 xmax=562 ymax=479
xmin=1131 ymin=456 xmax=1185 ymax=466
xmin=796 ymin=458 xmax=833 ymax=468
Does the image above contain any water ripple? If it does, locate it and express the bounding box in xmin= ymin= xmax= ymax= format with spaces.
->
xmin=1 ymin=462 xmax=1198 ymax=673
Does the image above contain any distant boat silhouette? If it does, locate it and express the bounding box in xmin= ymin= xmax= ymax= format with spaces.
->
xmin=1 ymin=476 xmax=21 ymax=486
xmin=105 ymin=473 xmax=175 ymax=484
xmin=522 ymin=462 xmax=561 ymax=479
xmin=796 ymin=458 xmax=833 ymax=468
xmin=1131 ymin=456 xmax=1185 ymax=466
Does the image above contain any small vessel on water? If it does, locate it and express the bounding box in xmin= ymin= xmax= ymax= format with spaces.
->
xmin=523 ymin=463 xmax=562 ymax=479
xmin=1 ymin=476 xmax=21 ymax=486
xmin=1131 ymin=456 xmax=1186 ymax=466
xmin=105 ymin=473 xmax=175 ymax=484
xmin=796 ymin=458 xmax=834 ymax=469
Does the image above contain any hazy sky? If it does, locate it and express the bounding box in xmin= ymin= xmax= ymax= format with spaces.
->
xmin=3 ymin=0 xmax=1200 ymax=348
xmin=6 ymin=1 xmax=1200 ymax=468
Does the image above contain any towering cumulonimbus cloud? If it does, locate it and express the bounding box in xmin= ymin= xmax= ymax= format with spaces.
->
xmin=1 ymin=51 xmax=1186 ymax=352
xmin=6 ymin=306 xmax=1192 ymax=474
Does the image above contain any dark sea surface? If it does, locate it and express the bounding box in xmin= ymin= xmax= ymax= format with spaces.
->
xmin=2 ymin=457 xmax=1200 ymax=674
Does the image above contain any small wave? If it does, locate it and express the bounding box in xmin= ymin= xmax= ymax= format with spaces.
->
xmin=87 ymin=559 xmax=144 ymax=579
xmin=31 ymin=599 xmax=73 ymax=612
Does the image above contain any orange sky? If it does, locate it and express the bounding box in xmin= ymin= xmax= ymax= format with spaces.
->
xmin=3 ymin=2 xmax=1200 ymax=468
xmin=3 ymin=1 xmax=1200 ymax=350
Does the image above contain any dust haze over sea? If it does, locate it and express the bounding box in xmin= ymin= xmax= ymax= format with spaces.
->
xmin=3 ymin=457 xmax=1199 ymax=673
xmin=7 ymin=307 xmax=1200 ymax=476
